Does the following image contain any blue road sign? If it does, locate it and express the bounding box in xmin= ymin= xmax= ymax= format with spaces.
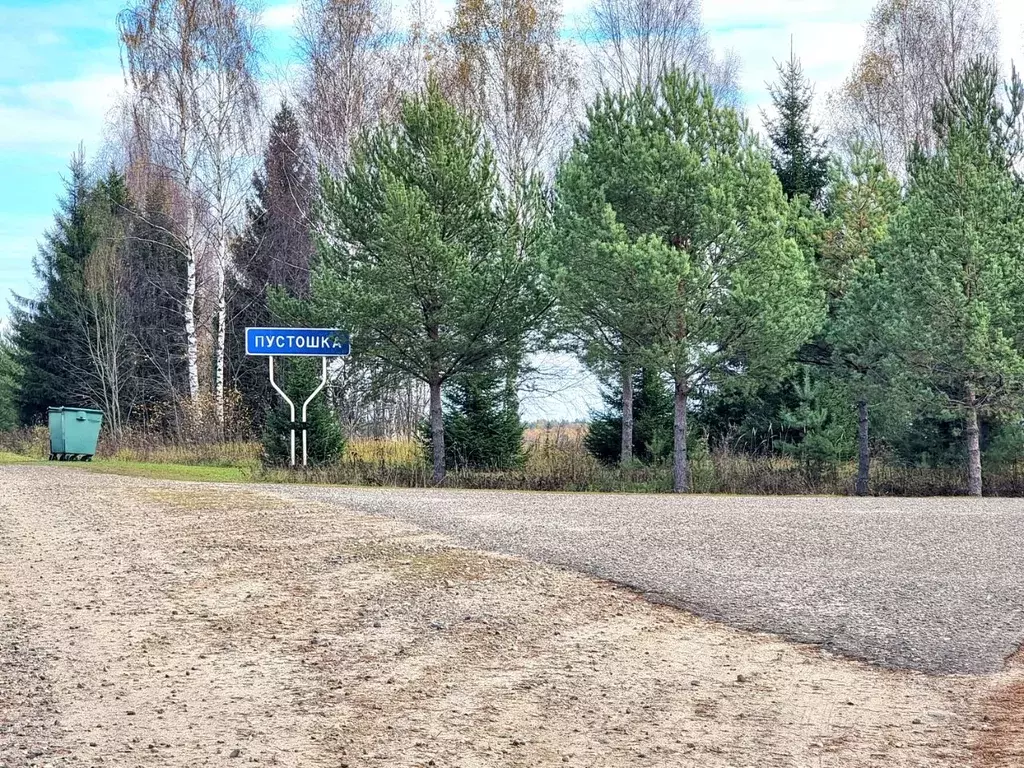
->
xmin=245 ymin=327 xmax=350 ymax=357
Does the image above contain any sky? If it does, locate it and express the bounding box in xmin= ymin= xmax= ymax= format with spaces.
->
xmin=2 ymin=0 xmax=1024 ymax=419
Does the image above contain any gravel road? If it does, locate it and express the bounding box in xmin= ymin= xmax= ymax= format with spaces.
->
xmin=12 ymin=465 xmax=1014 ymax=767
xmin=260 ymin=485 xmax=1024 ymax=675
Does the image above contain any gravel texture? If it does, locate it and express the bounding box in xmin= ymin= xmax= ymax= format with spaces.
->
xmin=6 ymin=465 xmax=1023 ymax=767
xmin=259 ymin=485 xmax=1024 ymax=675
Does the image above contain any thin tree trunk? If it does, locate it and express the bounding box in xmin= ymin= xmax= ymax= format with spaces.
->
xmin=429 ymin=377 xmax=445 ymax=484
xmin=620 ymin=363 xmax=633 ymax=467
xmin=184 ymin=237 xmax=200 ymax=403
xmin=965 ymin=385 xmax=982 ymax=497
xmin=673 ymin=378 xmax=689 ymax=493
xmin=214 ymin=233 xmax=227 ymax=428
xmin=855 ymin=397 xmax=870 ymax=496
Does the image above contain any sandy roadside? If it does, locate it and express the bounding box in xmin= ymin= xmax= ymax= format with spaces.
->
xmin=0 ymin=466 xmax=1021 ymax=767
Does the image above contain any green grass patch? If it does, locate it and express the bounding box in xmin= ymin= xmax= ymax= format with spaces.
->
xmin=0 ymin=451 xmax=40 ymax=464
xmin=83 ymin=459 xmax=254 ymax=483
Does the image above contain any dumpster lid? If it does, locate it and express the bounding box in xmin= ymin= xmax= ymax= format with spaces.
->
xmin=47 ymin=406 xmax=104 ymax=415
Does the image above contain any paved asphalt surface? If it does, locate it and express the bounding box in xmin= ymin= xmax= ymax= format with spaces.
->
xmin=261 ymin=485 xmax=1024 ymax=675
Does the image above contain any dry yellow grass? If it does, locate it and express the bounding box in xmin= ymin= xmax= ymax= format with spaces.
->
xmin=345 ymin=436 xmax=421 ymax=464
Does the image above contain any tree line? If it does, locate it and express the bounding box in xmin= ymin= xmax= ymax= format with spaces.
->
xmin=8 ymin=0 xmax=1024 ymax=496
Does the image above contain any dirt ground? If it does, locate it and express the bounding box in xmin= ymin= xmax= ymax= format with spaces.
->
xmin=1 ymin=467 xmax=1022 ymax=767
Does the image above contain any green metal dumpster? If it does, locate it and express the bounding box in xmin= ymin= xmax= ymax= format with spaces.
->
xmin=48 ymin=407 xmax=103 ymax=461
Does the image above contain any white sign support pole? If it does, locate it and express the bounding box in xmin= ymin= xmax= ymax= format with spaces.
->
xmin=268 ymin=355 xmax=296 ymax=467
xmin=301 ymin=357 xmax=329 ymax=467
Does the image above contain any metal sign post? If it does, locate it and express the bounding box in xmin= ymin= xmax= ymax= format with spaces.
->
xmin=301 ymin=357 xmax=329 ymax=466
xmin=245 ymin=327 xmax=350 ymax=468
xmin=267 ymin=355 xmax=296 ymax=465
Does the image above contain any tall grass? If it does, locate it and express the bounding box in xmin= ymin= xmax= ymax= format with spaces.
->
xmin=7 ymin=421 xmax=1024 ymax=496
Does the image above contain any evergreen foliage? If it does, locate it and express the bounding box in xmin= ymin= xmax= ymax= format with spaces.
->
xmin=763 ymin=49 xmax=830 ymax=204
xmin=10 ymin=156 xmax=114 ymax=423
xmin=420 ymin=369 xmax=525 ymax=470
xmin=0 ymin=337 xmax=21 ymax=431
xmin=309 ymin=81 xmax=548 ymax=483
xmin=228 ymin=102 xmax=315 ymax=432
xmin=553 ymin=70 xmax=823 ymax=491
xmin=776 ymin=367 xmax=854 ymax=485
xmin=585 ymin=369 xmax=674 ymax=465
xmin=872 ymin=58 xmax=1024 ymax=495
xmin=823 ymin=143 xmax=904 ymax=493
xmin=694 ymin=379 xmax=802 ymax=454
xmin=125 ymin=179 xmax=191 ymax=409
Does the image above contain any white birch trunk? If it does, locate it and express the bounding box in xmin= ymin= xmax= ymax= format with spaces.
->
xmin=215 ymin=230 xmax=227 ymax=426
xmin=184 ymin=208 xmax=200 ymax=402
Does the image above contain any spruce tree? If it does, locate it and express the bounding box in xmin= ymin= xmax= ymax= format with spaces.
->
xmin=763 ymin=48 xmax=830 ymax=204
xmin=228 ymin=102 xmax=315 ymax=434
xmin=10 ymin=154 xmax=95 ymax=423
xmin=125 ymin=179 xmax=191 ymax=408
xmin=0 ymin=337 xmax=21 ymax=431
xmin=585 ymin=369 xmax=674 ymax=465
xmin=422 ymin=369 xmax=525 ymax=470
xmin=263 ymin=358 xmax=344 ymax=466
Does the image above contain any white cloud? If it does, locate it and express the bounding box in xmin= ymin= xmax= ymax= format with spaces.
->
xmin=706 ymin=0 xmax=1024 ymax=132
xmin=262 ymin=2 xmax=300 ymax=30
xmin=0 ymin=73 xmax=123 ymax=153
xmin=705 ymin=0 xmax=871 ymax=28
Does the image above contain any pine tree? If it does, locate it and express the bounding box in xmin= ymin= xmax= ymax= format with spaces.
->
xmin=554 ymin=71 xmax=823 ymax=492
xmin=763 ymin=47 xmax=830 ymax=204
xmin=874 ymin=59 xmax=1024 ymax=496
xmin=310 ymin=82 xmax=549 ymax=484
xmin=824 ymin=143 xmax=903 ymax=494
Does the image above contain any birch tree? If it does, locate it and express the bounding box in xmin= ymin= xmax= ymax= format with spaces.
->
xmin=584 ymin=0 xmax=738 ymax=104
xmin=119 ymin=1 xmax=204 ymax=403
xmin=442 ymin=0 xmax=579 ymax=185
xmin=195 ymin=0 xmax=261 ymax=427
xmin=831 ymin=0 xmax=997 ymax=170
xmin=119 ymin=0 xmax=261 ymax=424
xmin=296 ymin=0 xmax=401 ymax=175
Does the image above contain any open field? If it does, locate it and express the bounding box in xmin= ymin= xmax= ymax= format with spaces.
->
xmin=2 ymin=466 xmax=1023 ymax=767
